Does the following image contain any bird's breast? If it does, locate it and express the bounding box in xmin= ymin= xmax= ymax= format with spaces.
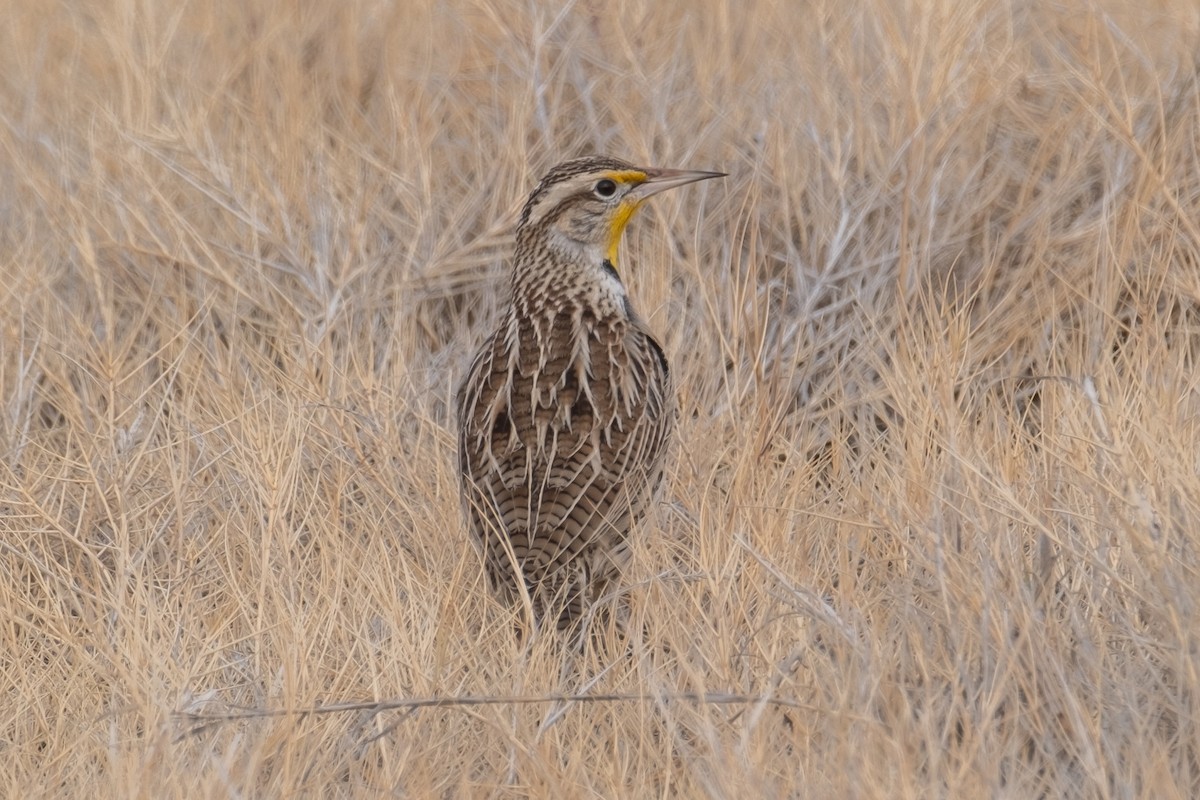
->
xmin=500 ymin=312 xmax=639 ymax=458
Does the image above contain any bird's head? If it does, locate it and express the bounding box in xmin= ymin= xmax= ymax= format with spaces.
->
xmin=517 ymin=156 xmax=724 ymax=267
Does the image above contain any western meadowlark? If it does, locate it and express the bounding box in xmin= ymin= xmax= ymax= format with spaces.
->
xmin=456 ymin=155 xmax=724 ymax=632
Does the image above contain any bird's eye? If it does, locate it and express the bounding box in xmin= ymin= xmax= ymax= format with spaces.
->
xmin=594 ymin=179 xmax=617 ymax=198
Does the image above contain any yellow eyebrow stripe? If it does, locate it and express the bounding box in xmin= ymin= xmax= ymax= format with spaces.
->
xmin=604 ymin=169 xmax=648 ymax=184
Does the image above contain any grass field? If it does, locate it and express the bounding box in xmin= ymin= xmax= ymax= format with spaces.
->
xmin=2 ymin=0 xmax=1199 ymax=796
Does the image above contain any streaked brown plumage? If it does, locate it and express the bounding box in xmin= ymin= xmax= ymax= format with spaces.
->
xmin=456 ymin=156 xmax=724 ymax=631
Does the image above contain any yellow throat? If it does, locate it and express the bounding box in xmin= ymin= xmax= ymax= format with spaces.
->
xmin=606 ymin=198 xmax=643 ymax=265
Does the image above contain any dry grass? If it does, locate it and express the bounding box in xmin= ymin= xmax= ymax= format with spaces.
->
xmin=2 ymin=0 xmax=1199 ymax=796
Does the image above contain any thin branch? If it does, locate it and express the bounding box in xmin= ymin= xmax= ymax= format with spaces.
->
xmin=172 ymin=691 xmax=815 ymax=739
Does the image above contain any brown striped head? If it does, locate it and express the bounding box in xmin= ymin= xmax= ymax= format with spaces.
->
xmin=517 ymin=156 xmax=725 ymax=267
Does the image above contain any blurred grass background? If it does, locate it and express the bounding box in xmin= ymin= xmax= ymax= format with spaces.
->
xmin=1 ymin=0 xmax=1198 ymax=796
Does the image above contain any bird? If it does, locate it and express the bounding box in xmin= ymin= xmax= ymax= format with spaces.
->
xmin=455 ymin=155 xmax=724 ymax=634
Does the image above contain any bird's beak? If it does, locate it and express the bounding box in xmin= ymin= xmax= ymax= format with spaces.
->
xmin=632 ymin=167 xmax=727 ymax=199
